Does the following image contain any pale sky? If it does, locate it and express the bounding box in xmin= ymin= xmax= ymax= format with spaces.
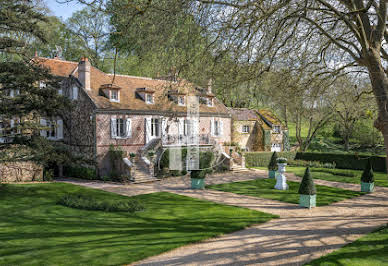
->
xmin=45 ymin=0 xmax=83 ymax=20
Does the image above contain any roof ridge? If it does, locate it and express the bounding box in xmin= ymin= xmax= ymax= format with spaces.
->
xmin=34 ymin=56 xmax=78 ymax=64
xmin=106 ymin=73 xmax=155 ymax=81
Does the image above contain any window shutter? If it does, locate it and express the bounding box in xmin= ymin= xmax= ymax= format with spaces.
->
xmin=10 ymin=90 xmax=14 ymax=98
xmin=111 ymin=118 xmax=117 ymax=138
xmin=145 ymin=117 xmax=151 ymax=142
xmin=57 ymin=119 xmax=63 ymax=140
xmin=126 ymin=118 xmax=132 ymax=138
xmin=161 ymin=118 xmax=167 ymax=136
xmin=220 ymin=120 xmax=224 ymax=136
xmin=40 ymin=118 xmax=46 ymax=137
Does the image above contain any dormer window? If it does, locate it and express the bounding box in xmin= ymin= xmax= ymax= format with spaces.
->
xmin=273 ymin=125 xmax=281 ymax=133
xmin=207 ymin=98 xmax=213 ymax=107
xmin=110 ymin=90 xmax=119 ymax=102
xmin=178 ymin=96 xmax=185 ymax=106
xmin=146 ymin=93 xmax=154 ymax=104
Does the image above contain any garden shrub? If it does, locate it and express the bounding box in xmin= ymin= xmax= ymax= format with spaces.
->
xmin=361 ymin=159 xmax=374 ymax=183
xmin=268 ymin=152 xmax=278 ymax=171
xmin=43 ymin=168 xmax=54 ymax=181
xmin=65 ymin=166 xmax=97 ymax=180
xmin=108 ymin=145 xmax=125 ymax=180
xmin=57 ymin=193 xmax=144 ymax=213
xmin=245 ymin=152 xmax=297 ymax=168
xmin=298 ymin=167 xmax=316 ymax=195
xmin=295 ymin=152 xmax=386 ymax=172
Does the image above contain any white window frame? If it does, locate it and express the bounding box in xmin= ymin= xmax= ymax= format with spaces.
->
xmin=71 ymin=86 xmax=78 ymax=100
xmin=146 ymin=93 xmax=154 ymax=104
xmin=39 ymin=81 xmax=46 ymax=89
xmin=151 ymin=118 xmax=160 ymax=137
xmin=111 ymin=117 xmax=132 ymax=139
xmin=242 ymin=125 xmax=250 ymax=133
xmin=273 ymin=125 xmax=281 ymax=134
xmin=41 ymin=118 xmax=63 ymax=140
xmin=211 ymin=119 xmax=223 ymax=137
xmin=207 ymin=98 xmax=213 ymax=107
xmin=178 ymin=96 xmax=185 ymax=106
xmin=110 ymin=90 xmax=119 ymax=102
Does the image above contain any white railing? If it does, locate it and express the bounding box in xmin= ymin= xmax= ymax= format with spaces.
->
xmin=162 ymin=134 xmax=212 ymax=146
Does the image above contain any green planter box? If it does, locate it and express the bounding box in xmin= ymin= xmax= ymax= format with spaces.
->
xmin=268 ymin=170 xmax=276 ymax=179
xmin=361 ymin=182 xmax=374 ymax=193
xmin=299 ymin=194 xmax=316 ymax=208
xmin=191 ymin=178 xmax=205 ymax=189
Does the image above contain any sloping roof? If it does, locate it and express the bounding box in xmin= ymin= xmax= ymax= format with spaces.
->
xmin=35 ymin=57 xmax=229 ymax=115
xmin=227 ymin=107 xmax=259 ymax=121
xmin=256 ymin=109 xmax=283 ymax=128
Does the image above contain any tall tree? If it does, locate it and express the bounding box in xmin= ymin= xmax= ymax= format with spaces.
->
xmin=0 ymin=0 xmax=70 ymax=165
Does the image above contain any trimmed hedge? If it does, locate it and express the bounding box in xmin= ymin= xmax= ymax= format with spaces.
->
xmin=245 ymin=152 xmax=297 ymax=168
xmin=295 ymin=152 xmax=386 ymax=172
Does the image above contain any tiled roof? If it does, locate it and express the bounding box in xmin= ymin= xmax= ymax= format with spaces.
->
xmin=257 ymin=109 xmax=283 ymax=127
xmin=227 ymin=108 xmax=259 ymax=121
xmin=35 ymin=57 xmax=229 ymax=115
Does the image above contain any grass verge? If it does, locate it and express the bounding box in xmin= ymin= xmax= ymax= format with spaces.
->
xmin=207 ymin=178 xmax=364 ymax=206
xmin=306 ymin=225 xmax=388 ymax=266
xmin=0 ymin=183 xmax=276 ymax=265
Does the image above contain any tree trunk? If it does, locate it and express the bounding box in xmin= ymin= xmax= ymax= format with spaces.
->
xmin=344 ymin=134 xmax=349 ymax=152
xmin=366 ymin=49 xmax=388 ymax=173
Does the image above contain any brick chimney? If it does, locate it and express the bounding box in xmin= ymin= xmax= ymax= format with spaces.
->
xmin=78 ymin=57 xmax=91 ymax=91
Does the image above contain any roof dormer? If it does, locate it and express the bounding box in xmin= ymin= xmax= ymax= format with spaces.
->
xmin=100 ymin=84 xmax=121 ymax=103
xmin=135 ymin=87 xmax=155 ymax=104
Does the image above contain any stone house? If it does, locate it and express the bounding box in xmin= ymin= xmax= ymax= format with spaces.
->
xmin=37 ymin=57 xmax=232 ymax=180
xmin=228 ymin=108 xmax=289 ymax=152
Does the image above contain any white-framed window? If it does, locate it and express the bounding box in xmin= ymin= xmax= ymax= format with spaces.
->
xmin=110 ymin=90 xmax=119 ymax=102
xmin=39 ymin=81 xmax=46 ymax=89
xmin=184 ymin=119 xmax=191 ymax=136
xmin=40 ymin=118 xmax=63 ymax=140
xmin=271 ymin=143 xmax=281 ymax=152
xmin=71 ymin=86 xmax=78 ymax=100
xmin=146 ymin=93 xmax=154 ymax=104
xmin=273 ymin=125 xmax=281 ymax=133
xmin=111 ymin=117 xmax=131 ymax=139
xmin=178 ymin=96 xmax=185 ymax=106
xmin=151 ymin=118 xmax=160 ymax=137
xmin=211 ymin=119 xmax=223 ymax=137
xmin=207 ymin=98 xmax=213 ymax=107
xmin=242 ymin=125 xmax=250 ymax=133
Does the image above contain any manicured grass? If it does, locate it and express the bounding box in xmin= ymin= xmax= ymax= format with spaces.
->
xmin=282 ymin=166 xmax=388 ymax=187
xmin=207 ymin=178 xmax=364 ymax=206
xmin=0 ymin=183 xmax=276 ymax=265
xmin=306 ymin=225 xmax=388 ymax=266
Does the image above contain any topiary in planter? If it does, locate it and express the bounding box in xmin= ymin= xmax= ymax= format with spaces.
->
xmin=361 ymin=159 xmax=374 ymax=192
xmin=268 ymin=152 xmax=278 ymax=178
xmin=298 ymin=167 xmax=317 ymax=208
xmin=190 ymin=170 xmax=206 ymax=189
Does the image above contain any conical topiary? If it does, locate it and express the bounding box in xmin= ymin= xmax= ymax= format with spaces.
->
xmin=268 ymin=152 xmax=278 ymax=171
xmin=298 ymin=167 xmax=316 ymax=195
xmin=361 ymin=159 xmax=374 ymax=183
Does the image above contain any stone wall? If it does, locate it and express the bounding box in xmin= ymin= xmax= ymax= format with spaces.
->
xmin=0 ymin=161 xmax=43 ymax=182
xmin=62 ymin=78 xmax=96 ymax=164
xmin=232 ymin=120 xmax=264 ymax=151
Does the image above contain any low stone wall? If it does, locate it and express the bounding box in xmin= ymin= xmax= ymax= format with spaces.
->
xmin=0 ymin=161 xmax=43 ymax=182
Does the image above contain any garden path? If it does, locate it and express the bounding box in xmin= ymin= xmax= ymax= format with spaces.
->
xmin=58 ymin=169 xmax=388 ymax=265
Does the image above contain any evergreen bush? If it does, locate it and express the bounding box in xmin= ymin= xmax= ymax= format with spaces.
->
xmin=298 ymin=167 xmax=317 ymax=195
xmin=361 ymin=159 xmax=374 ymax=183
xmin=268 ymin=152 xmax=278 ymax=171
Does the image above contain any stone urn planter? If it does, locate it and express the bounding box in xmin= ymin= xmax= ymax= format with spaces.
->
xmin=190 ymin=170 xmax=206 ymax=189
xmin=274 ymin=158 xmax=288 ymax=190
xmin=298 ymin=167 xmax=317 ymax=208
xmin=361 ymin=159 xmax=374 ymax=193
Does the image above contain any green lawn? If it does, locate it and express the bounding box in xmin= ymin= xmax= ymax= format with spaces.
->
xmin=0 ymin=183 xmax=277 ymax=265
xmin=306 ymin=225 xmax=388 ymax=266
xmin=207 ymin=178 xmax=364 ymax=206
xmin=273 ymin=166 xmax=388 ymax=187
